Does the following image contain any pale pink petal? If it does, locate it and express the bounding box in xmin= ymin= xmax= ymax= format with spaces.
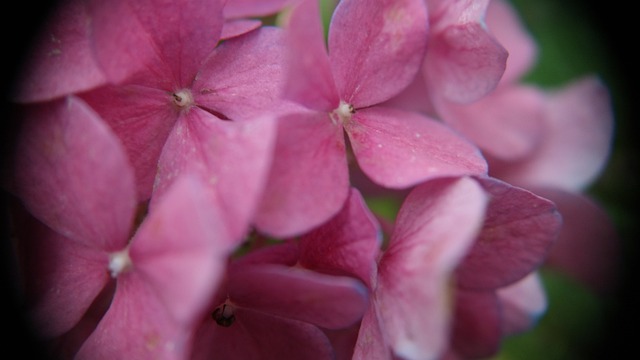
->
xmin=76 ymin=275 xmax=190 ymax=360
xmin=456 ymin=176 xmax=561 ymax=290
xmin=15 ymin=0 xmax=106 ymax=103
xmin=377 ymin=177 xmax=488 ymax=359
xmin=80 ymin=85 xmax=177 ymax=201
xmin=298 ymin=188 xmax=381 ymax=287
xmin=425 ymin=21 xmax=507 ymax=104
xmin=191 ymin=307 xmax=334 ymax=360
xmin=534 ymin=188 xmax=619 ymax=294
xmin=486 ymin=0 xmax=538 ymax=84
xmin=451 ymin=290 xmax=502 ymax=358
xmin=152 ymin=110 xmax=276 ymax=241
xmin=426 ymin=0 xmax=490 ymax=30
xmin=281 ymin=0 xmax=339 ymax=111
xmin=435 ymin=85 xmax=546 ymax=161
xmin=228 ymin=265 xmax=368 ymax=330
xmin=494 ymin=76 xmax=614 ymax=191
xmin=11 ymin=96 xmax=135 ymax=250
xmin=21 ymin=219 xmax=109 ymax=338
xmin=497 ymin=272 xmax=547 ymax=336
xmin=353 ymin=307 xmax=393 ymax=360
xmin=329 ymin=0 xmax=429 ymax=107
xmin=255 ymin=111 xmax=349 ymax=238
xmin=130 ymin=175 xmax=232 ymax=327
xmin=379 ymin=73 xmax=436 ymax=116
xmin=223 ymin=0 xmax=298 ymax=18
xmin=346 ymin=106 xmax=487 ymax=189
xmin=89 ymin=0 xmax=224 ymax=87
xmin=220 ymin=19 xmax=262 ymax=40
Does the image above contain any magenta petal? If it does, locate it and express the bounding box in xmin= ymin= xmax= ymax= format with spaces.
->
xmin=76 ymin=275 xmax=190 ymax=360
xmin=377 ymin=177 xmax=488 ymax=359
xmin=495 ymin=76 xmax=614 ymax=191
xmin=255 ymin=111 xmax=349 ymax=237
xmin=298 ymin=188 xmax=381 ymax=287
xmin=353 ymin=307 xmax=393 ymax=360
xmin=191 ymin=308 xmax=334 ymax=360
xmin=435 ymin=85 xmax=546 ymax=161
xmin=223 ymin=0 xmax=297 ymax=18
xmin=497 ymin=272 xmax=547 ymax=336
xmin=425 ymin=22 xmax=508 ymax=104
xmin=346 ymin=106 xmax=487 ymax=189
xmin=89 ymin=0 xmax=224 ymax=87
xmin=15 ymin=0 xmax=106 ymax=103
xmin=456 ymin=176 xmax=561 ymax=290
xmin=130 ymin=174 xmax=232 ymax=327
xmin=281 ymin=0 xmax=339 ymax=111
xmin=451 ymin=290 xmax=502 ymax=359
xmin=153 ymin=110 xmax=275 ymax=240
xmin=80 ymin=85 xmax=177 ymax=200
xmin=329 ymin=0 xmax=429 ymax=107
xmin=219 ymin=19 xmax=263 ymax=40
xmin=228 ymin=265 xmax=368 ymax=330
xmin=11 ymin=96 xmax=135 ymax=250
xmin=194 ymin=27 xmax=289 ymax=121
xmin=23 ymin=220 xmax=109 ymax=338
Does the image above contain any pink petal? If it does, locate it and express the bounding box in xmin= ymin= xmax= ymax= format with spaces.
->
xmin=353 ymin=307 xmax=393 ymax=360
xmin=89 ymin=0 xmax=224 ymax=87
xmin=377 ymin=177 xmax=488 ymax=359
xmin=76 ymin=275 xmax=191 ymax=360
xmin=497 ymin=272 xmax=547 ymax=336
xmin=455 ymin=176 xmax=561 ymax=290
xmin=152 ymin=109 xmax=276 ymax=241
xmin=425 ymin=21 xmax=507 ymax=104
xmin=219 ymin=19 xmax=262 ymax=40
xmin=223 ymin=0 xmax=298 ymax=18
xmin=435 ymin=85 xmax=546 ymax=161
xmin=11 ymin=96 xmax=135 ymax=250
xmin=194 ymin=26 xmax=289 ymax=121
xmin=255 ymin=111 xmax=350 ymax=238
xmin=451 ymin=290 xmax=502 ymax=358
xmin=535 ymin=188 xmax=619 ymax=294
xmin=191 ymin=307 xmax=334 ymax=360
xmin=329 ymin=0 xmax=429 ymax=107
xmin=130 ymin=174 xmax=233 ymax=327
xmin=80 ymin=85 xmax=177 ymax=201
xmin=298 ymin=188 xmax=381 ymax=287
xmin=493 ymin=76 xmax=614 ymax=191
xmin=228 ymin=265 xmax=369 ymax=330
xmin=346 ymin=106 xmax=487 ymax=189
xmin=15 ymin=0 xmax=106 ymax=103
xmin=21 ymin=218 xmax=110 ymax=338
xmin=280 ymin=0 xmax=340 ymax=111
xmin=485 ymin=0 xmax=538 ymax=84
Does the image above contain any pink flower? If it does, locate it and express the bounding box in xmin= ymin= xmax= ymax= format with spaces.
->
xmin=221 ymin=0 xmax=301 ymax=39
xmin=78 ymin=0 xmax=287 ymax=239
xmin=255 ymin=0 xmax=488 ymax=238
xmin=10 ymin=96 xmax=232 ymax=359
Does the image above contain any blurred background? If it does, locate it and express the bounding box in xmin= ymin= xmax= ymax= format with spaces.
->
xmin=1 ymin=0 xmax=637 ymax=359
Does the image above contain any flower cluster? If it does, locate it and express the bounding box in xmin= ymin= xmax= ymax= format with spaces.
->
xmin=6 ymin=0 xmax=614 ymax=359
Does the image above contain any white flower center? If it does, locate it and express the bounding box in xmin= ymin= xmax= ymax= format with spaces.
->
xmin=108 ymin=248 xmax=132 ymax=278
xmin=330 ymin=100 xmax=355 ymax=125
xmin=172 ymin=89 xmax=194 ymax=108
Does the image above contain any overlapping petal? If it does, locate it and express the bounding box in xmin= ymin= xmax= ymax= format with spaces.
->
xmin=497 ymin=272 xmax=547 ymax=336
xmin=451 ymin=290 xmax=502 ymax=358
xmin=11 ymin=96 xmax=135 ymax=250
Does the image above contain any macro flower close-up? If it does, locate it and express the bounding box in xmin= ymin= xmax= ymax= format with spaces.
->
xmin=1 ymin=0 xmax=637 ymax=359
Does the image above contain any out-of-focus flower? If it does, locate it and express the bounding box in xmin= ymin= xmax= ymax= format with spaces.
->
xmin=9 ymin=96 xmax=232 ymax=359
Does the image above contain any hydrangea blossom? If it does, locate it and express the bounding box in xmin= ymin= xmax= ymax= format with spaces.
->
xmin=4 ymin=0 xmax=617 ymax=359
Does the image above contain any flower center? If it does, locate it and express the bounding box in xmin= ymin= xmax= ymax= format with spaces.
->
xmin=108 ymin=248 xmax=132 ymax=278
xmin=330 ymin=100 xmax=355 ymax=125
xmin=172 ymin=89 xmax=194 ymax=108
xmin=212 ymin=302 xmax=236 ymax=327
